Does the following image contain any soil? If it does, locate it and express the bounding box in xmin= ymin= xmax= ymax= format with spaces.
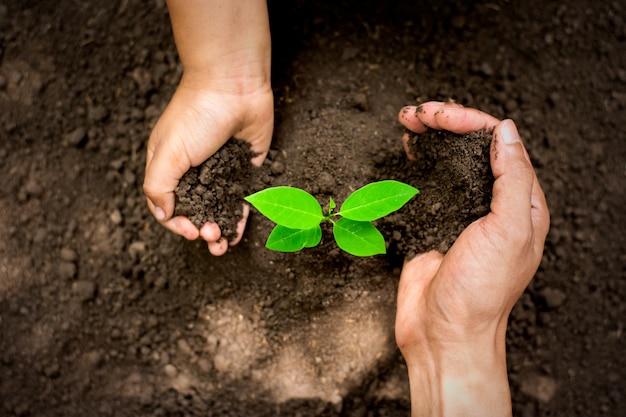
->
xmin=1 ymin=1 xmax=625 ymax=416
xmin=380 ymin=128 xmax=493 ymax=257
xmin=174 ymin=139 xmax=262 ymax=240
xmin=180 ymin=126 xmax=493 ymax=258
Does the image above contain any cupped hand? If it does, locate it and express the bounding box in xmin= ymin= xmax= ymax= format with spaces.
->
xmin=143 ymin=75 xmax=274 ymax=255
xmin=394 ymin=102 xmax=550 ymax=415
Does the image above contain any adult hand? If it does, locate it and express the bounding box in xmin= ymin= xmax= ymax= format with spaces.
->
xmin=395 ymin=102 xmax=550 ymax=416
xmin=143 ymin=0 xmax=273 ymax=256
xmin=143 ymin=77 xmax=273 ymax=255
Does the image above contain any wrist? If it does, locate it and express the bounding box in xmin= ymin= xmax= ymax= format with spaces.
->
xmin=167 ymin=0 xmax=271 ymax=91
xmin=403 ymin=328 xmax=512 ymax=417
xmin=180 ymin=56 xmax=271 ymax=96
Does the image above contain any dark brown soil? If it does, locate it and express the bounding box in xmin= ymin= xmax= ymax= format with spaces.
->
xmin=379 ymin=128 xmax=493 ymax=258
xmin=184 ymin=127 xmax=493 ymax=258
xmin=1 ymin=1 xmax=625 ymax=416
xmin=174 ymin=139 xmax=262 ymax=240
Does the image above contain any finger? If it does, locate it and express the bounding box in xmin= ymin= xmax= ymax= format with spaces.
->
xmin=250 ymin=150 xmax=269 ymax=167
xmin=399 ymin=101 xmax=458 ymax=130
xmin=488 ymin=120 xmax=535 ymax=233
xmin=208 ymin=238 xmax=228 ymax=256
xmin=399 ymin=105 xmax=429 ymax=133
xmin=398 ymin=102 xmax=447 ymax=133
xmin=198 ymin=204 xmax=250 ymax=250
xmin=143 ymin=132 xmax=192 ymax=221
xmin=399 ymin=102 xmax=453 ymax=158
xmin=530 ymin=177 xmax=550 ymax=252
xmin=144 ymin=143 xmax=166 ymax=220
xmin=395 ymin=251 xmax=444 ymax=349
xmin=145 ymin=197 xmax=199 ymax=239
xmin=398 ymin=251 xmax=444 ymax=304
xmin=199 ymin=222 xmax=221 ymax=242
xmin=416 ymin=101 xmax=465 ymax=130
xmin=229 ymin=204 xmax=250 ymax=246
xmin=401 ymin=131 xmax=417 ymax=160
xmin=429 ymin=105 xmax=500 ymax=134
xmin=162 ymin=216 xmax=200 ymax=241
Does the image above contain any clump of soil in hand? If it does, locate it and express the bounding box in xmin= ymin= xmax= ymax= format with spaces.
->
xmin=377 ymin=129 xmax=494 ymax=259
xmin=174 ymin=139 xmax=260 ymax=240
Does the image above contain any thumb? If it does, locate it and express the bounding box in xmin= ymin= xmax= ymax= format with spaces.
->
xmin=143 ymin=137 xmax=194 ymax=222
xmin=488 ymin=119 xmax=535 ymax=233
xmin=398 ymin=251 xmax=444 ymax=305
xmin=395 ymin=251 xmax=443 ymax=349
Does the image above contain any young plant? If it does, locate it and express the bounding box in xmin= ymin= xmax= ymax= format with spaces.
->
xmin=244 ymin=180 xmax=419 ymax=257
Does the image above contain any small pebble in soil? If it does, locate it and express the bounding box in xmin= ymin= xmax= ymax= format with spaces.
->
xmin=58 ymin=261 xmax=77 ymax=280
xmin=163 ymin=364 xmax=178 ymax=378
xmin=59 ymin=247 xmax=78 ymax=262
xmin=72 ymin=280 xmax=97 ymax=302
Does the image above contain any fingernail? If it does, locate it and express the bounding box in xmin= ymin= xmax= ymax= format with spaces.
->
xmin=155 ymin=206 xmax=166 ymax=221
xmin=501 ymin=119 xmax=521 ymax=145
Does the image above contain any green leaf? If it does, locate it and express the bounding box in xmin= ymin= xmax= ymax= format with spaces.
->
xmin=332 ymin=218 xmax=386 ymax=257
xmin=245 ymin=187 xmax=323 ymax=229
xmin=302 ymin=225 xmax=323 ymax=248
xmin=339 ymin=180 xmax=419 ymax=221
xmin=266 ymin=225 xmax=322 ymax=252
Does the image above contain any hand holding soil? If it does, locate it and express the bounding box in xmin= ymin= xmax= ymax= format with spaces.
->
xmin=142 ymin=0 xmax=273 ymax=255
xmin=396 ymin=103 xmax=550 ymax=415
xmin=143 ymin=83 xmax=273 ymax=255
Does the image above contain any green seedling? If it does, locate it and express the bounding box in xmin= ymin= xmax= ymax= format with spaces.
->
xmin=244 ymin=180 xmax=419 ymax=257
